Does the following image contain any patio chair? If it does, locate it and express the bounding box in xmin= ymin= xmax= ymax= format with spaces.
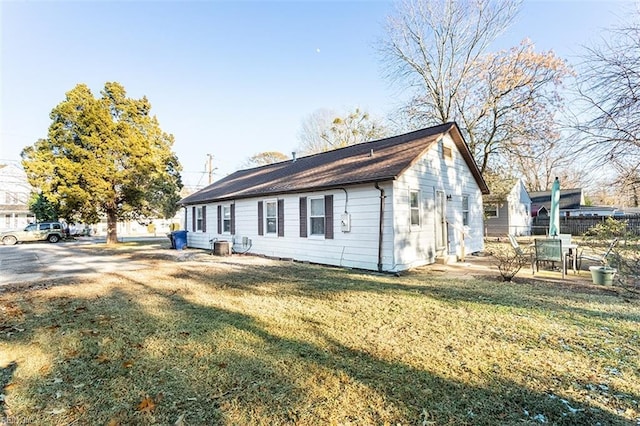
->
xmin=577 ymin=237 xmax=619 ymax=270
xmin=508 ymin=234 xmax=525 ymax=256
xmin=533 ymin=238 xmax=565 ymax=279
xmin=508 ymin=234 xmax=533 ymax=269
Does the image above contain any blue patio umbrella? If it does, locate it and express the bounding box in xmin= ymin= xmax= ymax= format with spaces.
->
xmin=549 ymin=177 xmax=561 ymax=237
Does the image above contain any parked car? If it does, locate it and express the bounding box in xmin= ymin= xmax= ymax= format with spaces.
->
xmin=0 ymin=221 xmax=65 ymax=245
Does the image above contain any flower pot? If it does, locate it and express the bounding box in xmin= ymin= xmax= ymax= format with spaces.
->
xmin=589 ymin=266 xmax=616 ymax=286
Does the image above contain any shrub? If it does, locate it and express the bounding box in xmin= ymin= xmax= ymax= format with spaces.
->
xmin=487 ymin=242 xmax=530 ymax=282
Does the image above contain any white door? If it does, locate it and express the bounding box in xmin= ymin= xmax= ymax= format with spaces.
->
xmin=435 ymin=190 xmax=447 ymax=250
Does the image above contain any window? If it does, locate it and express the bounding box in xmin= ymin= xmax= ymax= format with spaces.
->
xmin=485 ymin=205 xmax=498 ymax=218
xmin=309 ymin=198 xmax=325 ymax=236
xmin=266 ymin=200 xmax=277 ymax=234
xmin=40 ymin=223 xmax=51 ymax=231
xmin=196 ymin=206 xmax=204 ymax=231
xmin=223 ymin=206 xmax=231 ymax=233
xmin=410 ymin=190 xmax=420 ymax=226
xmin=462 ymin=195 xmax=469 ymax=226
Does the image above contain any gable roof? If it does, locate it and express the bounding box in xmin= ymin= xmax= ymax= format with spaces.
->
xmin=529 ymin=188 xmax=583 ymax=210
xmin=180 ymin=122 xmax=489 ymax=205
xmin=484 ymin=178 xmax=519 ymax=204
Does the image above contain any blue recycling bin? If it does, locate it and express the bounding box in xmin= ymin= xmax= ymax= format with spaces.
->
xmin=171 ymin=230 xmax=188 ymax=250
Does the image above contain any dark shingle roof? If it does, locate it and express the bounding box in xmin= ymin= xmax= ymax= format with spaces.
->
xmin=529 ymin=188 xmax=583 ymax=210
xmin=180 ymin=122 xmax=489 ymax=205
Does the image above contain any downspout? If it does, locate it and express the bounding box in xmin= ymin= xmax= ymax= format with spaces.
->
xmin=375 ymin=182 xmax=385 ymax=272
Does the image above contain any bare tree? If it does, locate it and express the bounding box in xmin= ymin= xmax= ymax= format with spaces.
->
xmin=457 ymin=40 xmax=571 ymax=174
xmin=381 ymin=0 xmax=520 ymax=123
xmin=570 ymin=7 xmax=640 ymax=206
xmin=511 ymin=135 xmax=584 ymax=192
xmin=297 ymin=109 xmax=338 ymax=155
xmin=297 ymin=108 xmax=388 ymax=155
xmin=379 ymin=0 xmax=571 ymax=175
xmin=243 ymin=151 xmax=289 ymax=168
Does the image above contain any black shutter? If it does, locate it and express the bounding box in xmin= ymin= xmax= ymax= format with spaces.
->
xmin=258 ymin=201 xmax=264 ymax=236
xmin=325 ymin=195 xmax=334 ymax=239
xmin=217 ymin=205 xmax=222 ymax=234
xmin=299 ymin=197 xmax=307 ymax=238
xmin=202 ymin=205 xmax=206 ymax=233
xmin=230 ymin=204 xmax=235 ymax=235
xmin=277 ymin=199 xmax=284 ymax=237
xmin=192 ymin=206 xmax=196 ymax=232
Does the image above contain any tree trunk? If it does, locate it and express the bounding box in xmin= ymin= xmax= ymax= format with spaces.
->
xmin=106 ymin=208 xmax=118 ymax=244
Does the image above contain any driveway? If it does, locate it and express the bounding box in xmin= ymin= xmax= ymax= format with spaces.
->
xmin=0 ymin=238 xmax=166 ymax=287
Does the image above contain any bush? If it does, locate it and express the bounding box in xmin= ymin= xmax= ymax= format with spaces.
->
xmin=487 ymin=242 xmax=530 ymax=282
xmin=585 ymin=218 xmax=640 ymax=291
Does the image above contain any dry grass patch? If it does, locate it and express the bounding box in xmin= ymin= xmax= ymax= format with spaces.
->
xmin=1 ymin=249 xmax=639 ymax=425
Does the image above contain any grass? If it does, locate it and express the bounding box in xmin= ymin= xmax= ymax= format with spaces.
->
xmin=1 ymin=245 xmax=639 ymax=425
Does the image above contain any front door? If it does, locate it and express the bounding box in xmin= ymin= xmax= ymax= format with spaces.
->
xmin=435 ymin=190 xmax=447 ymax=250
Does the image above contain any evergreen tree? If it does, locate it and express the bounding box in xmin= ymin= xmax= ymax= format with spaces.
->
xmin=22 ymin=82 xmax=183 ymax=244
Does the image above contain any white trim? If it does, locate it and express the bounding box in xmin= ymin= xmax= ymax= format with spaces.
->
xmin=309 ymin=196 xmax=325 ymax=237
xmin=196 ymin=206 xmax=204 ymax=232
xmin=222 ymin=205 xmax=231 ymax=234
xmin=409 ymin=189 xmax=421 ymax=228
xmin=264 ymin=198 xmax=278 ymax=236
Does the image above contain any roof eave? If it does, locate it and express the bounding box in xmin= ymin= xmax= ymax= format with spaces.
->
xmin=178 ymin=175 xmax=398 ymax=206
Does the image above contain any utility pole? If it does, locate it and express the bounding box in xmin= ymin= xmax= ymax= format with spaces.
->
xmin=207 ymin=154 xmax=214 ymax=185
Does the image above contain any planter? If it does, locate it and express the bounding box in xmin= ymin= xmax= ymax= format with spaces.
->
xmin=589 ymin=266 xmax=616 ymax=286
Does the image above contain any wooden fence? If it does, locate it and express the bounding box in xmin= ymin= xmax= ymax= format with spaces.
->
xmin=531 ymin=215 xmax=640 ymax=236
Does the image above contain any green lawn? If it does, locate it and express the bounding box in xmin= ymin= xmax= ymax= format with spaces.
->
xmin=1 ymin=250 xmax=639 ymax=425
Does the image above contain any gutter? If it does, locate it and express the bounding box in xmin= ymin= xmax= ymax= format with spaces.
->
xmin=374 ymin=182 xmax=385 ymax=272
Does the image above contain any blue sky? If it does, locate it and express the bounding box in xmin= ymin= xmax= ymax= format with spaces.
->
xmin=0 ymin=1 xmax=632 ymax=188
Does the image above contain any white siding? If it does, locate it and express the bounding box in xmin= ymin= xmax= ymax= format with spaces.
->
xmin=182 ymin=136 xmax=485 ymax=272
xmin=393 ymin=134 xmax=484 ymax=267
xmin=184 ymin=184 xmax=390 ymax=271
xmin=508 ymin=181 xmax=532 ymax=236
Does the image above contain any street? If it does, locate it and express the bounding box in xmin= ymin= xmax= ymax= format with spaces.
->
xmin=0 ymin=237 xmax=166 ymax=287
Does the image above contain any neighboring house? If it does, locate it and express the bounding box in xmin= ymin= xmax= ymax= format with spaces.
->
xmin=530 ymin=188 xmax=623 ymax=217
xmin=484 ymin=179 xmax=531 ymax=237
xmin=0 ymin=161 xmax=185 ymax=237
xmin=179 ymin=122 xmax=490 ymax=272
xmin=0 ymin=163 xmax=35 ymax=231
xmin=529 ymin=188 xmax=584 ymax=217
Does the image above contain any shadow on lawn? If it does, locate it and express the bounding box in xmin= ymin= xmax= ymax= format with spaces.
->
xmin=0 ymin=361 xmax=17 ymax=421
xmin=175 ymin=261 xmax=640 ymax=326
xmin=2 ymin=262 xmax=638 ymax=424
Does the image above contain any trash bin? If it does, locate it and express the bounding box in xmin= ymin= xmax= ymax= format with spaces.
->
xmin=167 ymin=233 xmax=175 ymax=249
xmin=171 ymin=230 xmax=188 ymax=250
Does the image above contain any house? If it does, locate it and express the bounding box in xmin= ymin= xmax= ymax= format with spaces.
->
xmin=483 ymin=178 xmax=531 ymax=236
xmin=529 ymin=188 xmax=622 ymax=217
xmin=178 ymin=122 xmax=490 ymax=272
xmin=529 ymin=188 xmax=584 ymax=217
xmin=0 ymin=162 xmax=36 ymax=231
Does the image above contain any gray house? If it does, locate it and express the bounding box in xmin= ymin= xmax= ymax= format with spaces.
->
xmin=530 ymin=188 xmax=584 ymax=217
xmin=179 ymin=123 xmax=490 ymax=272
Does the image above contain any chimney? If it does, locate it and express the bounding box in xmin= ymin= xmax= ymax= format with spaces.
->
xmin=369 ymin=148 xmax=374 ymax=157
xmin=292 ymin=152 xmax=297 ymax=162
